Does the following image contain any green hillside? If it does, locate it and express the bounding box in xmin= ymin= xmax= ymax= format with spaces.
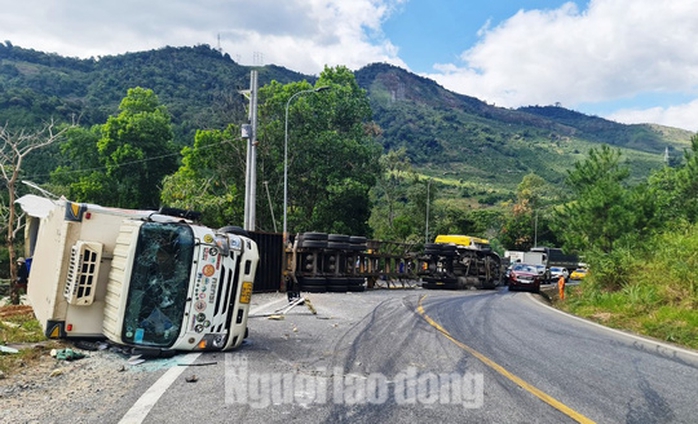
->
xmin=355 ymin=63 xmax=692 ymax=193
xmin=0 ymin=42 xmax=693 ymax=195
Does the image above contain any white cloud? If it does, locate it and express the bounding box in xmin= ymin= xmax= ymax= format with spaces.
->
xmin=2 ymin=0 xmax=697 ymax=131
xmin=422 ymin=0 xmax=698 ymax=131
xmin=0 ymin=0 xmax=407 ymax=73
xmin=607 ymin=101 xmax=698 ymax=132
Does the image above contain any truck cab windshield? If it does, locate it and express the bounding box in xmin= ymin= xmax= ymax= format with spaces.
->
xmin=122 ymin=222 xmax=195 ymax=347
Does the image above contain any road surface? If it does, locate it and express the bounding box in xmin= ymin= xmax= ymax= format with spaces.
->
xmin=114 ymin=288 xmax=698 ymax=423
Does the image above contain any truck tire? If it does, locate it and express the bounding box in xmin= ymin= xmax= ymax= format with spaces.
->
xmin=328 ymin=234 xmax=350 ymax=243
xmin=301 ymin=240 xmax=327 ymax=249
xmin=299 ymin=277 xmax=327 ymax=293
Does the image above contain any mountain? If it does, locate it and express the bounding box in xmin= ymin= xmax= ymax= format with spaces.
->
xmin=354 ymin=63 xmax=692 ymax=193
xmin=0 ymin=42 xmax=693 ymax=196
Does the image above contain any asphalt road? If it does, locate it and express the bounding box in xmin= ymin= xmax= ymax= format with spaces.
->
xmin=110 ymin=287 xmax=698 ymax=423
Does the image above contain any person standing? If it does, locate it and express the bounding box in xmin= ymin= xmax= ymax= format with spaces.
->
xmin=557 ymin=273 xmax=566 ymax=300
xmin=16 ymin=257 xmax=29 ymax=292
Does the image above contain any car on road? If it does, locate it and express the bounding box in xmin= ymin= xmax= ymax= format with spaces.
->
xmin=507 ymin=263 xmax=542 ymax=293
xmin=549 ymin=266 xmax=569 ymax=283
xmin=570 ymin=268 xmax=588 ymax=280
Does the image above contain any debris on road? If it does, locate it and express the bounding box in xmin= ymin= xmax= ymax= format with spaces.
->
xmin=0 ymin=345 xmax=19 ymax=354
xmin=127 ymin=355 xmax=145 ymax=366
xmin=250 ymin=296 xmax=317 ymax=319
xmin=50 ymin=348 xmax=86 ymax=361
xmin=178 ymin=362 xmax=217 ymax=367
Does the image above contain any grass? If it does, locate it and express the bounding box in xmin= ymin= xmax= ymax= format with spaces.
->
xmin=558 ymin=286 xmax=698 ymax=350
xmin=0 ymin=305 xmax=66 ymax=375
xmin=555 ymin=225 xmax=698 ymax=350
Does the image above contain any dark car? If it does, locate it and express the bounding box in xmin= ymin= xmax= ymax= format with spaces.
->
xmin=507 ymin=263 xmax=542 ymax=293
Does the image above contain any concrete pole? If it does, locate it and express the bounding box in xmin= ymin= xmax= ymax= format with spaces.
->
xmin=244 ymin=70 xmax=258 ymax=231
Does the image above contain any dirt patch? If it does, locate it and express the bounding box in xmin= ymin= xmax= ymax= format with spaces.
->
xmin=0 ymin=305 xmax=34 ymax=319
xmin=591 ymin=312 xmax=613 ymax=322
xmin=0 ymin=342 xmax=152 ymax=423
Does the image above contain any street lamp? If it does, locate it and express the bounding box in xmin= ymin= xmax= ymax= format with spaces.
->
xmin=283 ymin=86 xmax=330 ymax=244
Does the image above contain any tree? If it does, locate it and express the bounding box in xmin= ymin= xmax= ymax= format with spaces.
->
xmin=257 ymin=66 xmax=381 ymax=236
xmin=369 ymin=148 xmax=420 ymax=242
xmin=52 ymin=87 xmax=178 ymax=209
xmin=161 ymin=67 xmax=381 ymax=236
xmin=160 ymin=125 xmax=246 ymax=228
xmin=500 ymin=173 xmax=556 ymax=250
xmin=553 ymin=145 xmax=635 ymax=253
xmin=664 ymin=134 xmax=698 ymax=224
xmin=0 ymin=119 xmax=72 ymax=304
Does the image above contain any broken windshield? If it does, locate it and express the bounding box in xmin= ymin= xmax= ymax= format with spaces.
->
xmin=122 ymin=222 xmax=195 ymax=347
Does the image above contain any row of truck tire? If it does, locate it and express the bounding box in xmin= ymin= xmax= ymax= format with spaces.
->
xmin=296 ymin=232 xmax=368 ymax=293
xmin=298 ymin=232 xmax=368 ymax=251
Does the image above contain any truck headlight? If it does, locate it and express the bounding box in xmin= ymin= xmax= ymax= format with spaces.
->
xmin=198 ymin=334 xmax=228 ymax=350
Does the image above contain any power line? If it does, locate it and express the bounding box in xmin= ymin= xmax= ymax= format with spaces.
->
xmin=24 ymin=138 xmax=233 ymax=181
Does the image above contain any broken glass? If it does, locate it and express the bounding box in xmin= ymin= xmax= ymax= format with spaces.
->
xmin=122 ymin=222 xmax=195 ymax=347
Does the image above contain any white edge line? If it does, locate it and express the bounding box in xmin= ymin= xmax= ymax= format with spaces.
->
xmin=529 ymin=292 xmax=698 ymax=363
xmin=118 ymin=352 xmax=202 ymax=424
xmin=118 ymin=295 xmax=287 ymax=423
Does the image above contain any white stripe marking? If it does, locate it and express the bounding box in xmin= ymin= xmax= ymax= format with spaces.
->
xmin=118 ymin=352 xmax=201 ymax=424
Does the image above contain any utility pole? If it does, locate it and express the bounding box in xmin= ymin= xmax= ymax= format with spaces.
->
xmin=425 ymin=179 xmax=431 ymax=244
xmin=242 ymin=70 xmax=258 ymax=231
xmin=534 ymin=210 xmax=538 ymax=247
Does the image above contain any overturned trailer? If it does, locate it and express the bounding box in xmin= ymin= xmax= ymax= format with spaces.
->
xmin=283 ymin=232 xmax=417 ymax=293
xmin=418 ymin=235 xmax=502 ymax=290
xmin=18 ymin=194 xmax=259 ymax=352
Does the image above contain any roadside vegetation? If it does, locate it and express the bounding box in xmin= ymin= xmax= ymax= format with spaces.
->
xmin=558 ymin=227 xmax=698 ymax=350
xmin=0 ymin=306 xmax=61 ymax=375
xmin=551 ymin=136 xmax=698 ymax=350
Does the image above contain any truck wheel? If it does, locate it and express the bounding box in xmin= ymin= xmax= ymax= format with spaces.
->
xmin=301 ymin=240 xmax=327 ymax=248
xmin=299 ymin=277 xmax=327 ymax=293
xmin=328 ymin=234 xmax=350 ymax=243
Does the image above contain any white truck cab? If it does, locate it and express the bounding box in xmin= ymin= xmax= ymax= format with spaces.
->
xmin=18 ymin=194 xmax=259 ymax=351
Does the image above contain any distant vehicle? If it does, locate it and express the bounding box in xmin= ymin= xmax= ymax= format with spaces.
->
xmin=419 ymin=235 xmax=502 ymax=290
xmin=507 ymin=263 xmax=542 ymax=293
xmin=505 ymin=250 xmax=547 ymax=268
xmin=549 ymin=266 xmax=569 ymax=283
xmin=570 ymin=268 xmax=588 ymax=280
xmin=530 ymin=246 xmax=579 ymax=271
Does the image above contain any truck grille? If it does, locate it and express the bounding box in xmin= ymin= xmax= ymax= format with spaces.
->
xmin=214 ymin=256 xmax=241 ymax=333
xmin=64 ymin=241 xmax=103 ymax=306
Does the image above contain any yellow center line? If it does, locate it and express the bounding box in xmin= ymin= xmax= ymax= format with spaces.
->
xmin=417 ymin=294 xmax=595 ymax=424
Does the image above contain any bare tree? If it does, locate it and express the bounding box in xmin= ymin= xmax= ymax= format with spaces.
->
xmin=0 ymin=119 xmax=72 ymax=304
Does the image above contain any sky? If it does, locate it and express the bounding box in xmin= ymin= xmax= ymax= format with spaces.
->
xmin=2 ymin=0 xmax=698 ymax=132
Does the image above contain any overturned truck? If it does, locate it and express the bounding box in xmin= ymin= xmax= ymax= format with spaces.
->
xmin=418 ymin=235 xmax=502 ymax=290
xmin=284 ymin=232 xmax=417 ymax=293
xmin=17 ymin=194 xmax=259 ymax=352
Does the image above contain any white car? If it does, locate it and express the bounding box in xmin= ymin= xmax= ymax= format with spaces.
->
xmin=549 ymin=266 xmax=569 ymax=282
